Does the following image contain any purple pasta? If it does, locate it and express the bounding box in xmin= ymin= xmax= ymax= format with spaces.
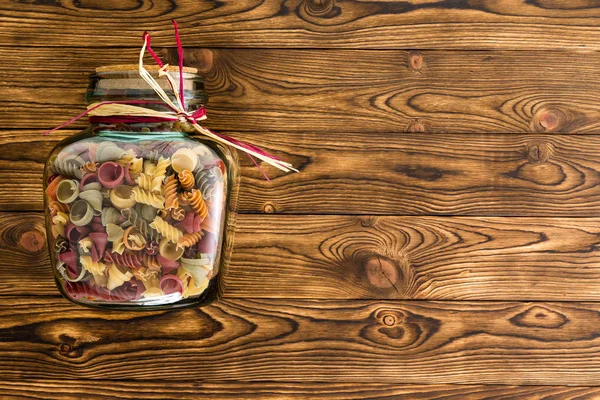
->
xmin=103 ymin=251 xmax=142 ymax=269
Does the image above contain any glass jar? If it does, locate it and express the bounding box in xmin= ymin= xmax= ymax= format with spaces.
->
xmin=43 ymin=65 xmax=240 ymax=310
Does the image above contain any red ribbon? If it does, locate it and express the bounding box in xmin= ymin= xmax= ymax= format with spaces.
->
xmin=44 ymin=21 xmax=283 ymax=180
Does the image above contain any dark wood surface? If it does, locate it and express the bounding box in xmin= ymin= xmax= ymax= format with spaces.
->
xmin=4 ymin=0 xmax=600 ymax=398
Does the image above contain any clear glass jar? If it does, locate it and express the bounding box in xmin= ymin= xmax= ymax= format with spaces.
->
xmin=43 ymin=65 xmax=240 ymax=310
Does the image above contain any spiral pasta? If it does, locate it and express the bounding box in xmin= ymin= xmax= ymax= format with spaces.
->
xmin=135 ymin=173 xmax=163 ymax=194
xmin=149 ymin=215 xmax=183 ymax=243
xmin=177 ymin=231 xmax=203 ymax=250
xmin=195 ymin=166 xmax=221 ymax=201
xmin=182 ymin=189 xmax=209 ymax=220
xmin=163 ymin=174 xmax=179 ymax=209
xmin=120 ymin=208 xmax=161 ymax=243
xmin=103 ymin=251 xmax=142 ymax=269
xmin=178 ymin=169 xmax=195 ymax=191
xmin=81 ymin=161 xmax=99 ymax=174
xmin=53 ymin=155 xmax=85 ymax=179
xmin=142 ymin=253 xmax=161 ymax=270
xmin=171 ymin=207 xmax=186 ymax=221
xmin=131 ymin=186 xmax=165 ymax=208
xmin=153 ymin=157 xmax=171 ymax=180
xmin=107 ymin=263 xmax=133 ymax=291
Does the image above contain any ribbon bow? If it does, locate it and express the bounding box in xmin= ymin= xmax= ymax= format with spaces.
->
xmin=45 ymin=21 xmax=296 ymax=179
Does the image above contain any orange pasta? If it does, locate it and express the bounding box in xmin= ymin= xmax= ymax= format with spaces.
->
xmin=182 ymin=189 xmax=208 ymax=220
xmin=48 ymin=200 xmax=69 ymax=217
xmin=178 ymin=169 xmax=195 ymax=191
xmin=177 ymin=231 xmax=203 ymax=249
xmin=163 ymin=174 xmax=179 ymax=209
xmin=81 ymin=161 xmax=99 ymax=174
xmin=171 ymin=207 xmax=186 ymax=221
xmin=45 ymin=176 xmax=64 ymax=201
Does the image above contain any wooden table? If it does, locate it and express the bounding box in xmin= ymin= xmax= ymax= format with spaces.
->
xmin=2 ymin=1 xmax=600 ymax=398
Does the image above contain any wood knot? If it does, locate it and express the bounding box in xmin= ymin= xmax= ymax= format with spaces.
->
xmin=58 ymin=343 xmax=72 ymax=355
xmin=19 ymin=230 xmax=45 ymax=254
xmin=407 ymin=51 xmax=424 ymax=73
xmin=360 ymin=216 xmax=378 ymax=228
xmin=383 ymin=315 xmax=396 ymax=326
xmin=184 ymin=48 xmax=214 ymax=74
xmin=406 ymin=119 xmax=425 ymax=133
xmin=526 ymin=140 xmax=552 ymax=164
xmin=263 ymin=203 xmax=276 ymax=213
xmin=303 ymin=0 xmax=336 ymax=16
xmin=364 ymin=255 xmax=400 ymax=290
xmin=509 ymin=305 xmax=568 ymax=329
xmin=532 ymin=107 xmax=565 ymax=132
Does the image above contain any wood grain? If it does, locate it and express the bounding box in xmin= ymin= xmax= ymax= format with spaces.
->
xmin=2 ymin=297 xmax=600 ymax=384
xmin=5 ymin=47 xmax=600 ymax=133
xmin=2 ymin=381 xmax=599 ymax=400
xmin=7 ymin=212 xmax=600 ymax=301
xmin=10 ymin=131 xmax=600 ymax=215
xmin=1 ymin=1 xmax=600 ymax=49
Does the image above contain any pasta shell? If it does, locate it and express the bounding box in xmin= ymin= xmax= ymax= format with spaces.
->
xmin=79 ymin=189 xmax=103 ymax=211
xmin=56 ymin=179 xmax=80 ymax=204
xmin=171 ymin=148 xmax=198 ymax=173
xmin=69 ymin=200 xmax=95 ymax=227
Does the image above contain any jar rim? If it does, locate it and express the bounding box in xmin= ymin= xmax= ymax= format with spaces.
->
xmin=96 ymin=64 xmax=199 ymax=74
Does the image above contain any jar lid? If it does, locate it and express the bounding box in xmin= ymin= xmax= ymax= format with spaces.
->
xmin=96 ymin=64 xmax=199 ymax=74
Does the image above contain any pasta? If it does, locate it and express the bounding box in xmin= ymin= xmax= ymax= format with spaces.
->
xmin=150 ymin=216 xmax=183 ymax=243
xmin=171 ymin=148 xmax=197 ymax=173
xmin=153 ymin=157 xmax=171 ymax=180
xmin=104 ymin=251 xmax=142 ymax=269
xmin=106 ymin=223 xmax=126 ymax=254
xmin=56 ymin=179 xmax=80 ymax=204
xmin=195 ymin=166 xmax=222 ymax=201
xmin=79 ymin=188 xmax=103 ymax=212
xmin=163 ymin=175 xmax=179 ymax=209
xmin=45 ymin=176 xmax=64 ymax=201
xmin=109 ymin=185 xmax=136 ymax=209
xmin=135 ymin=172 xmax=163 ymax=194
xmin=171 ymin=206 xmax=186 ymax=221
xmin=95 ymin=142 xmax=126 ymax=163
xmin=53 ymin=155 xmax=85 ymax=179
xmin=182 ymin=189 xmax=209 ymax=220
xmin=159 ymin=238 xmax=184 ymax=260
xmin=120 ymin=207 xmax=161 ymax=243
xmin=178 ymin=169 xmax=195 ymax=191
xmin=136 ymin=203 xmax=158 ymax=221
xmin=69 ymin=200 xmax=95 ymax=227
xmin=116 ymin=148 xmax=136 ymax=166
xmin=80 ymin=255 xmax=108 ymax=287
xmin=129 ymin=157 xmax=143 ymax=177
xmin=123 ymin=226 xmax=147 ymax=251
xmin=101 ymin=207 xmax=121 ymax=226
xmin=142 ymin=254 xmax=161 ymax=270
xmin=106 ymin=263 xmax=133 ymax=290
xmin=131 ymin=186 xmax=165 ymax=208
xmin=177 ymin=231 xmax=203 ymax=250
xmin=81 ymin=161 xmax=99 ymax=174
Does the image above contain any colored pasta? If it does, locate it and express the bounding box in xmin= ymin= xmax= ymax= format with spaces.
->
xmin=182 ymin=189 xmax=209 ymax=220
xmin=131 ymin=186 xmax=165 ymax=208
xmin=150 ymin=215 xmax=183 ymax=243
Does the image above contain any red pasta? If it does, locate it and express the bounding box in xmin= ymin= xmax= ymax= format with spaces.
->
xmin=103 ymin=251 xmax=143 ymax=269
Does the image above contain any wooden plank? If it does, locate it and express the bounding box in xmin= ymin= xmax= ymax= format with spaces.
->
xmin=2 ymin=381 xmax=599 ymax=400
xmin=1 ymin=297 xmax=600 ymax=384
xmin=5 ymin=47 xmax=600 ymax=133
xmin=7 ymin=212 xmax=600 ymax=301
xmin=0 ymin=1 xmax=599 ymax=49
xmin=9 ymin=131 xmax=600 ymax=215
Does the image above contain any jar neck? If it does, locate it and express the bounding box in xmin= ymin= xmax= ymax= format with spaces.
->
xmin=85 ymin=69 xmax=207 ymax=133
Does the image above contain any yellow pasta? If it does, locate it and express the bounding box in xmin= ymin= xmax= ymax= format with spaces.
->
xmin=135 ymin=173 xmax=162 ymax=194
xmin=177 ymin=231 xmax=203 ymax=250
xmin=131 ymin=186 xmax=165 ymax=209
xmin=163 ymin=174 xmax=179 ymax=209
xmin=80 ymin=255 xmax=108 ymax=287
xmin=178 ymin=169 xmax=195 ymax=191
xmin=153 ymin=157 xmax=171 ymax=180
xmin=116 ymin=148 xmax=136 ymax=166
xmin=107 ymin=263 xmax=133 ymax=290
xmin=129 ymin=157 xmax=143 ymax=177
xmin=149 ymin=215 xmax=183 ymax=243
